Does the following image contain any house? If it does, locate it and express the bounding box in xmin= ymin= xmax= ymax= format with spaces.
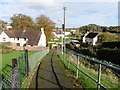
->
xmin=52 ymin=29 xmax=71 ymax=39
xmin=0 ymin=28 xmax=46 ymax=47
xmin=6 ymin=25 xmax=12 ymax=30
xmin=70 ymin=29 xmax=76 ymax=35
xmin=52 ymin=29 xmax=64 ymax=39
xmin=82 ymin=31 xmax=99 ymax=46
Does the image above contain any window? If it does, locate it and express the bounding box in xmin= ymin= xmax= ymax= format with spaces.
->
xmin=17 ymin=43 xmax=20 ymax=46
xmin=3 ymin=38 xmax=5 ymax=41
xmin=24 ymin=38 xmax=26 ymax=41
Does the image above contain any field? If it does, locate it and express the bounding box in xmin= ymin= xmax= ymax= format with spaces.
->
xmin=0 ymin=50 xmax=35 ymax=71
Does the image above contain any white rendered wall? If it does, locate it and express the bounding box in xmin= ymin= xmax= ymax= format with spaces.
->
xmin=38 ymin=28 xmax=46 ymax=47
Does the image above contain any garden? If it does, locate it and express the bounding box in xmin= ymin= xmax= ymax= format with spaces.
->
xmin=0 ymin=42 xmax=35 ymax=71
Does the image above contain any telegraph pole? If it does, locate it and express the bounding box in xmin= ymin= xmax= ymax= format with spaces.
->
xmin=63 ymin=7 xmax=66 ymax=62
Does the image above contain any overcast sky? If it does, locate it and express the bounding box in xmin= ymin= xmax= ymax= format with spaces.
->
xmin=0 ymin=0 xmax=119 ymax=28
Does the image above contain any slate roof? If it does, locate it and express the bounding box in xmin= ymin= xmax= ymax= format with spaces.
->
xmin=4 ymin=30 xmax=41 ymax=45
xmin=86 ymin=32 xmax=98 ymax=39
xmin=4 ymin=30 xmax=23 ymax=38
xmin=22 ymin=30 xmax=41 ymax=45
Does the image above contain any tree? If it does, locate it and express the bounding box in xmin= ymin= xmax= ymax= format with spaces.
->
xmin=11 ymin=14 xmax=33 ymax=30
xmin=98 ymin=32 xmax=120 ymax=43
xmin=35 ymin=15 xmax=55 ymax=41
xmin=0 ymin=20 xmax=7 ymax=30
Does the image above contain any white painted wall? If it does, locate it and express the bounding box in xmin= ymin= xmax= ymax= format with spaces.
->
xmin=65 ymin=32 xmax=71 ymax=36
xmin=38 ymin=28 xmax=46 ymax=47
xmin=6 ymin=25 xmax=12 ymax=30
xmin=0 ymin=31 xmax=27 ymax=46
xmin=83 ymin=31 xmax=89 ymax=43
xmin=93 ymin=36 xmax=98 ymax=46
xmin=10 ymin=38 xmax=28 ymax=46
xmin=0 ymin=31 xmax=11 ymax=42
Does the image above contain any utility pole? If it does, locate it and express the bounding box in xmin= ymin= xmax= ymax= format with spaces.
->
xmin=58 ymin=20 xmax=63 ymax=55
xmin=63 ymin=7 xmax=66 ymax=62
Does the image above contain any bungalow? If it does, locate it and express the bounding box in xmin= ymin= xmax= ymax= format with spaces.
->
xmin=0 ymin=28 xmax=46 ymax=47
xmin=82 ymin=31 xmax=99 ymax=46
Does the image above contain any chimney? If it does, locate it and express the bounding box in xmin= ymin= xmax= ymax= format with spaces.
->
xmin=41 ymin=28 xmax=44 ymax=33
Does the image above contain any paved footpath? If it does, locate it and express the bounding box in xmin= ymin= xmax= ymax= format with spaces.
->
xmin=29 ymin=48 xmax=82 ymax=89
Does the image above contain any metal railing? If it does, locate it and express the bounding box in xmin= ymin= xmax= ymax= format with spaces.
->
xmin=58 ymin=48 xmax=120 ymax=90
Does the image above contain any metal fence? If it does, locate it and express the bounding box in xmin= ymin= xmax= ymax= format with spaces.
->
xmin=0 ymin=47 xmax=49 ymax=89
xmin=0 ymin=50 xmax=28 ymax=89
xmin=29 ymin=47 xmax=49 ymax=72
xmin=58 ymin=48 xmax=120 ymax=90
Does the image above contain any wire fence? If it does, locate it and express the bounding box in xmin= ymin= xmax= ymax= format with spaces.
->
xmin=0 ymin=47 xmax=49 ymax=89
xmin=57 ymin=48 xmax=120 ymax=90
xmin=29 ymin=47 xmax=49 ymax=73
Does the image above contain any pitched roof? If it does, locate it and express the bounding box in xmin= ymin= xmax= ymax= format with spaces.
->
xmin=4 ymin=30 xmax=13 ymax=37
xmin=86 ymin=32 xmax=98 ymax=39
xmin=22 ymin=30 xmax=41 ymax=45
xmin=4 ymin=30 xmax=41 ymax=45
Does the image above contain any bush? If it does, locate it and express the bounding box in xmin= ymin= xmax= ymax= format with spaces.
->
xmin=98 ymin=32 xmax=120 ymax=43
xmin=0 ymin=42 xmax=10 ymax=49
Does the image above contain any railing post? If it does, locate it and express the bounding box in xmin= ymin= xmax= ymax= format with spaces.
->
xmin=68 ymin=51 xmax=70 ymax=69
xmin=63 ymin=50 xmax=65 ymax=64
xmin=11 ymin=58 xmax=20 ymax=89
xmin=97 ymin=62 xmax=101 ymax=90
xmin=76 ymin=55 xmax=79 ymax=78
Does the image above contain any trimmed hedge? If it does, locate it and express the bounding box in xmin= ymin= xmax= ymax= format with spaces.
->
xmin=101 ymin=42 xmax=120 ymax=48
xmin=96 ymin=48 xmax=120 ymax=65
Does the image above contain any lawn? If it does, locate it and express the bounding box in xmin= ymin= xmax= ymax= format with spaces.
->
xmin=0 ymin=50 xmax=35 ymax=71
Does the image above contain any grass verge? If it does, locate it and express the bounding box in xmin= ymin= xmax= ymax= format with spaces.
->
xmin=58 ymin=51 xmax=120 ymax=89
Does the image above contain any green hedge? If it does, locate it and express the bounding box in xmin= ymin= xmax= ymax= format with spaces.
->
xmin=96 ymin=48 xmax=120 ymax=65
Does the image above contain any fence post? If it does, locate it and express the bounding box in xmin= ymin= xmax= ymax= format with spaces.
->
xmin=68 ymin=51 xmax=70 ymax=69
xmin=11 ymin=58 xmax=20 ymax=89
xmin=76 ymin=55 xmax=80 ymax=78
xmin=97 ymin=62 xmax=101 ymax=90
xmin=24 ymin=49 xmax=29 ymax=76
xmin=63 ymin=49 xmax=65 ymax=64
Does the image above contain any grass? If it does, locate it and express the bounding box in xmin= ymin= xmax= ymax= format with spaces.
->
xmin=58 ymin=51 xmax=120 ymax=89
xmin=0 ymin=50 xmax=35 ymax=71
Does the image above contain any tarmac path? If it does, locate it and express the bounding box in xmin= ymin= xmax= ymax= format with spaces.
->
xmin=29 ymin=48 xmax=82 ymax=89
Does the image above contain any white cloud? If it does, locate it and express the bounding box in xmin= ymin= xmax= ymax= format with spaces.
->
xmin=25 ymin=0 xmax=119 ymax=2
xmin=0 ymin=1 xmax=118 ymax=27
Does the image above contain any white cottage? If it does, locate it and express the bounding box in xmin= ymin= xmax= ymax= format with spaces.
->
xmin=82 ymin=32 xmax=99 ymax=46
xmin=0 ymin=28 xmax=46 ymax=47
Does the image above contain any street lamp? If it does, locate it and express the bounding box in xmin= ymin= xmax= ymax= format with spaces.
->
xmin=58 ymin=20 xmax=63 ymax=55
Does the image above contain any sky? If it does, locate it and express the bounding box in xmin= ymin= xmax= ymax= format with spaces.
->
xmin=0 ymin=0 xmax=119 ymax=28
